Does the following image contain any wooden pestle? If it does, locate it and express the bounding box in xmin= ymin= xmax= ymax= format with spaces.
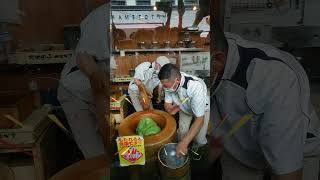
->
xmin=138 ymin=85 xmax=151 ymax=110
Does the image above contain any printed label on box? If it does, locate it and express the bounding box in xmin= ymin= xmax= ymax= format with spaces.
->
xmin=116 ymin=135 xmax=145 ymax=166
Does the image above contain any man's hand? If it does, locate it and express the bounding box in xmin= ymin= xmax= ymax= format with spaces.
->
xmin=171 ymin=104 xmax=181 ymax=115
xmin=164 ymin=103 xmax=181 ymax=115
xmin=140 ymin=98 xmax=151 ymax=110
xmin=176 ymin=116 xmax=204 ymax=158
xmin=156 ymin=97 xmax=162 ymax=104
xmin=89 ymin=69 xmax=108 ymax=95
xmin=176 ymin=140 xmax=188 ymax=158
xmin=146 ymin=91 xmax=153 ymax=99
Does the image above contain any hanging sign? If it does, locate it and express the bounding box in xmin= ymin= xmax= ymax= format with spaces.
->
xmin=180 ymin=52 xmax=210 ymax=77
xmin=111 ymin=11 xmax=166 ymax=24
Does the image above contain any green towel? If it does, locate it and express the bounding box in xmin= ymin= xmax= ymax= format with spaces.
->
xmin=136 ymin=117 xmax=161 ymax=136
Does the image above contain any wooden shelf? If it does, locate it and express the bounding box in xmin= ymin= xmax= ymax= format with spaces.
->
xmin=0 ymin=147 xmax=32 ymax=154
xmin=113 ymin=48 xmax=206 ymax=53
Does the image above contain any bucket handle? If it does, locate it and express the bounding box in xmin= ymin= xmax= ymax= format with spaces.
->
xmin=189 ymin=149 xmax=201 ymax=161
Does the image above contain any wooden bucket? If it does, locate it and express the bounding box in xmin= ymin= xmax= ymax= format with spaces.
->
xmin=48 ymin=155 xmax=108 ymax=180
xmin=118 ymin=110 xmax=177 ymax=159
xmin=0 ymin=163 xmax=14 ymax=180
xmin=118 ymin=110 xmax=177 ymax=180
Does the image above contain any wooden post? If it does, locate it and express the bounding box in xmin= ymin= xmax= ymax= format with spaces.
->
xmin=83 ymin=0 xmax=92 ymax=15
xmin=211 ymin=0 xmax=225 ymax=29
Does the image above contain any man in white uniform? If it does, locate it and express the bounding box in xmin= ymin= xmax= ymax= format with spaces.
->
xmin=57 ymin=3 xmax=111 ymax=159
xmin=128 ymin=56 xmax=170 ymax=112
xmin=158 ymin=64 xmax=210 ymax=157
xmin=209 ymin=15 xmax=320 ymax=180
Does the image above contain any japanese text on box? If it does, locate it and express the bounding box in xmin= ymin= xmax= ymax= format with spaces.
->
xmin=116 ymin=135 xmax=145 ymax=166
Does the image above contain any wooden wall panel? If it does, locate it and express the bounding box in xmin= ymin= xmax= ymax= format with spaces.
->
xmin=8 ymin=0 xmax=86 ymax=46
xmin=91 ymin=0 xmax=107 ymax=9
xmin=0 ymin=64 xmax=63 ymax=92
xmin=114 ymin=53 xmax=179 ymax=76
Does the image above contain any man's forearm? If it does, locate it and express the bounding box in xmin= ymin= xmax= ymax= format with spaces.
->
xmin=76 ymin=52 xmax=99 ymax=77
xmin=134 ymin=79 xmax=146 ymax=96
xmin=181 ymin=116 xmax=204 ymax=145
xmin=137 ymin=83 xmax=148 ymax=98
xmin=93 ymin=92 xmax=110 ymax=155
xmin=134 ymin=79 xmax=147 ymax=92
xmin=164 ymin=103 xmax=172 ymax=113
xmin=272 ymin=169 xmax=302 ymax=180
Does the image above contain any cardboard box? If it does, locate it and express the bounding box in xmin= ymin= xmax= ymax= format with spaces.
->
xmin=11 ymin=165 xmax=35 ymax=180
xmin=0 ymin=92 xmax=39 ymax=129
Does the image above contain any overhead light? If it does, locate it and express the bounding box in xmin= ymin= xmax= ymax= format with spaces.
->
xmin=153 ymin=6 xmax=157 ymax=11
xmin=193 ymin=6 xmax=197 ymax=11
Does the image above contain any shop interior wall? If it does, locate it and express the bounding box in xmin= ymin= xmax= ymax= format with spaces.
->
xmin=114 ymin=53 xmax=180 ymax=76
xmin=7 ymin=0 xmax=85 ymax=46
xmin=2 ymin=0 xmax=106 ymax=93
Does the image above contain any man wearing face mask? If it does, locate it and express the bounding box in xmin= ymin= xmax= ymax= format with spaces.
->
xmin=158 ymin=64 xmax=210 ymax=157
xmin=128 ymin=56 xmax=171 ymax=112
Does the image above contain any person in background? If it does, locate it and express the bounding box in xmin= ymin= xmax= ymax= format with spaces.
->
xmin=209 ymin=13 xmax=320 ymax=180
xmin=128 ymin=56 xmax=171 ymax=112
xmin=158 ymin=64 xmax=210 ymax=157
xmin=189 ymin=0 xmax=210 ymax=29
xmin=57 ymin=2 xmax=111 ymax=159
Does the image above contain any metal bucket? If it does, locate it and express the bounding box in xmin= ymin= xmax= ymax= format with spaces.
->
xmin=158 ymin=143 xmax=191 ymax=180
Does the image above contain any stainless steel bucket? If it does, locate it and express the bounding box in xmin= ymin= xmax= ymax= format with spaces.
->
xmin=158 ymin=143 xmax=191 ymax=180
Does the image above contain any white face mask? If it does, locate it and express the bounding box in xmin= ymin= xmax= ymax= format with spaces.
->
xmin=164 ymin=78 xmax=178 ymax=93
